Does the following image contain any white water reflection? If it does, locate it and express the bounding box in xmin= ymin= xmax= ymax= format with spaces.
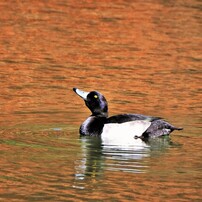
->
xmin=74 ymin=136 xmax=173 ymax=188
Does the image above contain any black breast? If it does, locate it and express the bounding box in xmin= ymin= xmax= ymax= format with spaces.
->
xmin=80 ymin=116 xmax=107 ymax=136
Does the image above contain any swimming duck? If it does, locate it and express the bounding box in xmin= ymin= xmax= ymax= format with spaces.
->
xmin=73 ymin=88 xmax=183 ymax=140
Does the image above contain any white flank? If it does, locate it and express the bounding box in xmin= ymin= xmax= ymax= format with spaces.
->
xmin=101 ymin=120 xmax=151 ymax=147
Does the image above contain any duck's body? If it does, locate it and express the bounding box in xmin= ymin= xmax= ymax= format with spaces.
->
xmin=73 ymin=88 xmax=182 ymax=140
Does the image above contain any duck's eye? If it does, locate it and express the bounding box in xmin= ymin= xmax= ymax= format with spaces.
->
xmin=94 ymin=95 xmax=98 ymax=99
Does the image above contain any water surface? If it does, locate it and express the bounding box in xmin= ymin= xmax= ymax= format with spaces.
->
xmin=0 ymin=0 xmax=201 ymax=201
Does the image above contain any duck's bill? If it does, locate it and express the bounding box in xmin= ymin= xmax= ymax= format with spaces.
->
xmin=73 ymin=88 xmax=89 ymax=100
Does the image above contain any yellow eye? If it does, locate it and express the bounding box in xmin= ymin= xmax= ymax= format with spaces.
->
xmin=94 ymin=95 xmax=98 ymax=99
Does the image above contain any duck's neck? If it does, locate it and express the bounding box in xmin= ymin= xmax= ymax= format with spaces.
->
xmin=92 ymin=111 xmax=108 ymax=117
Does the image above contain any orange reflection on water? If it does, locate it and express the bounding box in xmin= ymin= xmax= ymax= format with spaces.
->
xmin=0 ymin=1 xmax=201 ymax=128
xmin=0 ymin=1 xmax=201 ymax=201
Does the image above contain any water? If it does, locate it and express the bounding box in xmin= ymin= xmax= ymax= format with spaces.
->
xmin=0 ymin=0 xmax=201 ymax=201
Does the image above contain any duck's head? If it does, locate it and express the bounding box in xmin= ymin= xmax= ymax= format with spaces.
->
xmin=73 ymin=88 xmax=108 ymax=117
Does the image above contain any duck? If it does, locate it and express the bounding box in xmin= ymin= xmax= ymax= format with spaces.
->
xmin=73 ymin=88 xmax=183 ymax=141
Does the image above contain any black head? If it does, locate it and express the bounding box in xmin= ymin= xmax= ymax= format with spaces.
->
xmin=73 ymin=88 xmax=108 ymax=117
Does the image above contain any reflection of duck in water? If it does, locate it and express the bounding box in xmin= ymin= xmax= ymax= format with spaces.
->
xmin=73 ymin=137 xmax=104 ymax=190
xmin=74 ymin=135 xmax=174 ymax=184
xmin=73 ymin=88 xmax=183 ymax=144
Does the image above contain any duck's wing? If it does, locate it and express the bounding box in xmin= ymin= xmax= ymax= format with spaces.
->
xmin=143 ymin=119 xmax=183 ymax=138
xmin=106 ymin=114 xmax=161 ymax=124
